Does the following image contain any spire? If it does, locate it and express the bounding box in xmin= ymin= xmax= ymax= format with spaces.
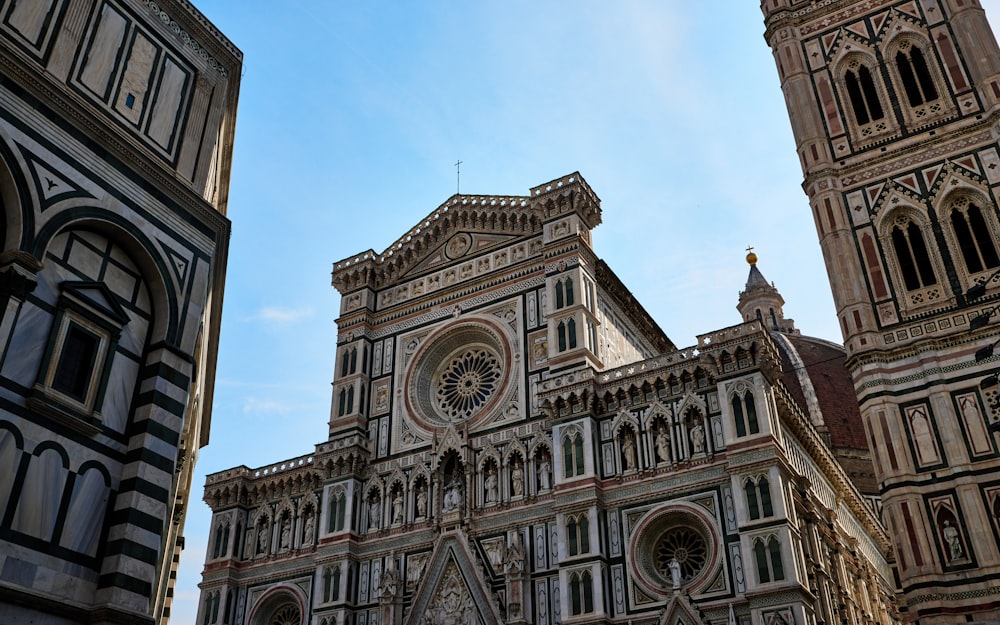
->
xmin=737 ymin=249 xmax=797 ymax=334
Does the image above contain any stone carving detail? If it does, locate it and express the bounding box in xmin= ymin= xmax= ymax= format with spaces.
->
xmin=420 ymin=562 xmax=477 ymax=625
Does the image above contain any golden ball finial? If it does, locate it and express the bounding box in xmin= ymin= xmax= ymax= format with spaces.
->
xmin=746 ymin=246 xmax=757 ymax=266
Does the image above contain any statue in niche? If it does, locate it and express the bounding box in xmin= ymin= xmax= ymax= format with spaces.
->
xmin=369 ymin=497 xmax=381 ymax=530
xmin=942 ymin=519 xmax=963 ymax=561
xmin=538 ymin=456 xmax=551 ymax=490
xmin=690 ymin=422 xmax=706 ymax=454
xmin=485 ymin=540 xmax=504 ymax=568
xmin=257 ymin=519 xmax=268 ymax=554
xmin=380 ymin=557 xmax=399 ymax=599
xmin=279 ymin=515 xmax=291 ymax=549
xmin=392 ymin=491 xmax=403 ymax=524
xmin=511 ymin=460 xmax=524 ymax=497
xmin=415 ymin=483 xmax=428 ymax=518
xmin=656 ymin=427 xmax=671 ymax=463
xmin=407 ymin=554 xmax=428 ymax=589
xmin=621 ymin=430 xmax=636 ymax=470
xmin=244 ymin=525 xmax=254 ymax=557
xmin=443 ymin=479 xmax=462 ymax=513
xmin=485 ymin=467 xmax=498 ymax=503
xmin=302 ymin=511 xmax=315 ymax=545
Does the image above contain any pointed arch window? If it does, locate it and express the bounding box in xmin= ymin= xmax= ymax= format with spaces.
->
xmin=950 ymin=201 xmax=1000 ymax=275
xmin=745 ymin=391 xmax=759 ymax=434
xmin=328 ymin=491 xmax=347 ymax=532
xmin=733 ymin=390 xmax=759 ymax=437
xmin=754 ymin=536 xmax=785 ymax=583
xmin=563 ymin=431 xmax=585 ymax=478
xmin=558 ymin=321 xmax=567 ymax=352
xmin=891 ymin=218 xmax=936 ymax=290
xmin=569 ymin=570 xmax=594 ymax=615
xmin=733 ymin=395 xmax=747 ymax=438
xmin=565 ymin=277 xmax=575 ymax=306
xmin=845 ymin=63 xmax=885 ymax=125
xmin=556 ymin=280 xmax=565 ymax=309
xmin=567 ymin=513 xmax=590 ymax=556
xmin=745 ymin=476 xmax=773 ymax=520
xmin=896 ymin=46 xmax=938 ymax=107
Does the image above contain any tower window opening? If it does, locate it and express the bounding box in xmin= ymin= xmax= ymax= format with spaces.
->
xmin=896 ymin=47 xmax=938 ymax=107
xmin=891 ymin=220 xmax=936 ymax=290
xmin=845 ymin=64 xmax=884 ymax=125
xmin=951 ymin=202 xmax=1000 ymax=275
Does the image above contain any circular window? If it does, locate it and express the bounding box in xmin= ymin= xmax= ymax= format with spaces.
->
xmin=434 ymin=347 xmax=502 ymax=419
xmin=653 ymin=526 xmax=708 ymax=581
xmin=629 ymin=504 xmax=719 ymax=595
xmin=405 ymin=319 xmax=515 ymax=429
xmin=270 ymin=604 xmax=300 ymax=625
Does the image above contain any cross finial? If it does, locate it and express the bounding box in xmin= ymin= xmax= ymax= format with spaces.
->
xmin=746 ymin=244 xmax=754 ymax=254
xmin=455 ymin=160 xmax=463 ymax=194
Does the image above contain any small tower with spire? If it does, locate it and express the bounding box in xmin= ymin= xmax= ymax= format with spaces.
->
xmin=737 ymin=249 xmax=798 ymax=335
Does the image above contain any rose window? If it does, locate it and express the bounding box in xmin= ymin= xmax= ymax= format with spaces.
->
xmin=434 ymin=348 xmax=502 ymax=420
xmin=270 ymin=605 xmax=300 ymax=625
xmin=654 ymin=526 xmax=708 ymax=581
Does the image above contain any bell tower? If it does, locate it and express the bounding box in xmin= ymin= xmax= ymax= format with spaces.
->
xmin=762 ymin=1 xmax=1000 ymax=622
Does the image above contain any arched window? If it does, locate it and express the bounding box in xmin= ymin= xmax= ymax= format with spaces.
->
xmin=557 ymin=322 xmax=567 ymax=352
xmin=340 ymin=350 xmax=350 ymax=377
xmin=556 ymin=280 xmax=565 ymax=309
xmin=362 ymin=345 xmax=368 ymax=374
xmin=745 ymin=479 xmax=760 ymax=520
xmin=323 ymin=566 xmax=333 ymax=602
xmin=359 ymin=384 xmax=367 ymax=416
xmin=567 ymin=318 xmax=577 ymax=349
xmin=733 ymin=395 xmax=747 ymax=437
xmin=754 ymin=536 xmax=785 ymax=583
xmin=744 ymin=391 xmax=759 ymax=434
xmin=845 ymin=63 xmax=885 ymax=125
xmin=891 ymin=218 xmax=936 ymax=290
xmin=563 ymin=432 xmax=585 ymax=478
xmin=346 ymin=386 xmax=354 ymax=413
xmin=328 ymin=492 xmax=346 ymax=532
xmin=565 ymin=277 xmax=575 ymax=306
xmin=349 ymin=347 xmax=357 ymax=374
xmin=332 ymin=567 xmax=341 ymax=602
xmin=567 ymin=514 xmax=590 ymax=556
xmin=213 ymin=521 xmax=230 ymax=558
xmin=569 ymin=571 xmax=594 ymax=615
xmin=338 ymin=389 xmax=347 ymax=417
xmin=896 ymin=46 xmax=938 ymax=106
xmin=951 ymin=201 xmax=1000 ymax=275
xmin=759 ymin=477 xmax=773 ymax=517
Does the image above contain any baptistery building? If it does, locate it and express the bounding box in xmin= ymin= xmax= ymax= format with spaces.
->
xmin=200 ymin=173 xmax=898 ymax=625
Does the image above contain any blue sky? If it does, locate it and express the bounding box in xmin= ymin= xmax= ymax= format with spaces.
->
xmin=171 ymin=2 xmax=1000 ymax=620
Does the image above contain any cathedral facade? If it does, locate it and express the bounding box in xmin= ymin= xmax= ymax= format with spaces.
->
xmin=200 ymin=174 xmax=897 ymax=625
xmin=0 ymin=1 xmax=240 ymax=623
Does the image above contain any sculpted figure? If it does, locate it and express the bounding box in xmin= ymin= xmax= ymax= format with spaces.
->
xmin=656 ymin=429 xmax=671 ymax=463
xmin=511 ymin=462 xmax=524 ymax=497
xmin=392 ymin=492 xmax=403 ymax=524
xmin=280 ymin=516 xmax=290 ymax=549
xmin=416 ymin=485 xmax=428 ymax=518
xmin=257 ymin=520 xmax=268 ymax=553
xmin=538 ymin=457 xmax=551 ymax=490
xmin=303 ymin=512 xmax=315 ymax=545
xmin=621 ymin=431 xmax=636 ymax=470
xmin=369 ymin=498 xmax=381 ymax=530
xmin=485 ymin=468 xmax=498 ymax=503
xmin=690 ymin=423 xmax=705 ymax=454
xmin=942 ymin=520 xmax=963 ymax=561
xmin=669 ymin=558 xmax=682 ymax=589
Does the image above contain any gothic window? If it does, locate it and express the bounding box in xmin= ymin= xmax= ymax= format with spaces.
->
xmin=565 ymin=277 xmax=574 ymax=306
xmin=733 ymin=390 xmax=759 ymax=436
xmin=213 ymin=520 xmax=230 ymax=558
xmin=558 ymin=321 xmax=567 ymax=352
xmin=555 ymin=277 xmax=575 ymax=310
xmin=568 ymin=318 xmax=577 ymax=349
xmin=569 ymin=570 xmax=594 ymax=615
xmin=563 ymin=431 xmax=585 ymax=478
xmin=202 ymin=591 xmax=220 ymax=625
xmin=745 ymin=477 xmax=774 ymax=520
xmin=745 ymin=391 xmax=759 ymax=434
xmin=753 ymin=536 xmax=785 ymax=583
xmin=359 ymin=384 xmax=367 ymax=416
xmin=891 ymin=218 xmax=937 ymax=290
xmin=338 ymin=389 xmax=347 ymax=417
xmin=845 ymin=63 xmax=884 ymax=125
xmin=950 ymin=200 xmax=1000 ymax=275
xmin=323 ymin=565 xmax=341 ymax=602
xmin=556 ymin=280 xmax=564 ymax=309
xmin=567 ymin=513 xmax=590 ymax=556
xmin=896 ymin=46 xmax=938 ymax=106
xmin=328 ymin=490 xmax=346 ymax=532
xmin=733 ymin=395 xmax=746 ymax=437
xmin=269 ymin=605 xmax=301 ymax=625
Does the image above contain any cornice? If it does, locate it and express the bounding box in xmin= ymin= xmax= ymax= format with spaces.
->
xmin=0 ymin=52 xmax=231 ymax=237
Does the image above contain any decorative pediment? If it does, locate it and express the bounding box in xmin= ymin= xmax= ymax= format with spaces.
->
xmin=405 ymin=531 xmax=502 ymax=625
xmin=432 ymin=425 xmax=468 ymax=470
xmin=676 ymin=391 xmax=707 ymax=419
xmin=657 ymin=592 xmax=706 ymax=625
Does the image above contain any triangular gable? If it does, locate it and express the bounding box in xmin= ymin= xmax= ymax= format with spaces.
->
xmin=60 ymin=281 xmax=130 ymax=326
xmin=658 ymin=592 xmax=705 ymax=625
xmin=401 ymin=231 xmax=523 ymax=280
xmin=405 ymin=531 xmax=503 ymax=625
xmin=676 ymin=391 xmax=707 ymax=418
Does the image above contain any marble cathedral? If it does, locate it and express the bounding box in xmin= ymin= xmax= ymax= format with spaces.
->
xmin=200 ymin=173 xmax=897 ymax=625
xmin=201 ymin=0 xmax=1000 ymax=624
xmin=0 ymin=1 xmax=240 ymax=623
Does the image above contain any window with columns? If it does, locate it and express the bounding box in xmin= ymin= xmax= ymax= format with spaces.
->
xmin=569 ymin=570 xmax=594 ymax=615
xmin=753 ymin=535 xmax=785 ymax=583
xmin=563 ymin=430 xmax=585 ymax=478
xmin=567 ymin=513 xmax=590 ymax=556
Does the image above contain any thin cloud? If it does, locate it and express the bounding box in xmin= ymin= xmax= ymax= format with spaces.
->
xmin=242 ymin=397 xmax=295 ymax=415
xmin=251 ymin=306 xmax=315 ymax=323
